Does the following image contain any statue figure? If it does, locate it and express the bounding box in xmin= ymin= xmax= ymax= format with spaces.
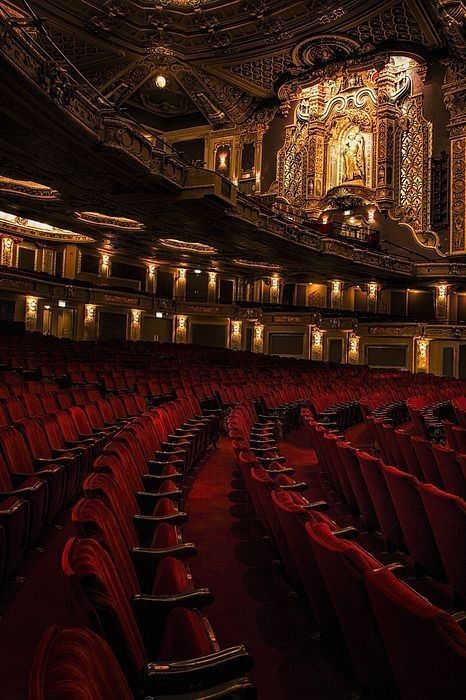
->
xmin=342 ymin=128 xmax=366 ymax=183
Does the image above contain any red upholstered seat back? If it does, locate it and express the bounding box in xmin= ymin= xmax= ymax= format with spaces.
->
xmin=82 ymin=472 xmax=139 ymax=549
xmin=0 ymin=425 xmax=35 ymax=473
xmin=29 ymin=625 xmax=133 ymax=700
xmin=71 ymin=498 xmax=140 ymax=597
xmin=61 ymin=537 xmax=146 ymax=686
xmin=305 ymin=522 xmax=394 ymax=690
xmin=418 ymin=482 xmax=466 ymax=603
xmin=337 ymin=441 xmax=378 ymax=529
xmin=411 ymin=436 xmax=443 ymax=487
xmin=382 ymin=465 xmax=445 ymax=580
xmin=366 ymin=567 xmax=466 ymax=699
xmin=432 ymin=444 xmax=465 ymax=499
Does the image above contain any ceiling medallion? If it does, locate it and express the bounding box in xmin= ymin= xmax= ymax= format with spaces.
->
xmin=75 ymin=211 xmax=145 ymax=230
xmin=233 ymin=258 xmax=279 ymax=270
xmin=159 ymin=238 xmax=217 ymax=253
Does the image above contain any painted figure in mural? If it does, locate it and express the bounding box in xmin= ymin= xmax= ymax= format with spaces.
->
xmin=342 ymin=128 xmax=365 ymax=182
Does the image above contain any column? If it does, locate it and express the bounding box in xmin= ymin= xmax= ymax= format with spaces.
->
xmin=207 ymin=272 xmax=217 ymax=302
xmin=175 ymin=315 xmax=187 ymax=343
xmin=375 ymin=63 xmax=399 ymax=209
xmin=83 ymin=304 xmax=97 ymax=341
xmin=64 ymin=245 xmax=79 ymax=278
xmin=434 ymin=284 xmax=450 ymax=321
xmin=270 ymin=277 xmax=280 ymax=304
xmin=366 ymin=282 xmax=379 ymax=314
xmin=130 ymin=309 xmax=142 ymax=341
xmin=0 ymin=235 xmax=15 ymax=267
xmin=415 ymin=336 xmax=430 ymax=373
xmin=347 ymin=332 xmax=360 ymax=364
xmin=443 ymin=60 xmax=466 ymax=254
xmin=230 ymin=319 xmax=242 ymax=350
xmin=310 ymin=327 xmax=324 ymax=361
xmin=253 ymin=322 xmax=264 ymax=353
xmin=99 ymin=252 xmax=111 ymax=280
xmin=175 ymin=269 xmax=186 ymax=300
xmin=147 ymin=263 xmax=157 ymax=293
xmin=329 ymin=280 xmax=343 ymax=310
xmin=25 ymin=296 xmax=39 ymax=332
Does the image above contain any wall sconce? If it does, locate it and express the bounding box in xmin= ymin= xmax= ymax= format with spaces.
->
xmin=178 ymin=268 xmax=186 ymax=280
xmin=1 ymin=236 xmax=14 ymax=267
xmin=230 ymin=319 xmax=242 ymax=351
xmin=148 ymin=262 xmax=157 ymax=276
xmin=208 ymin=272 xmax=217 ymax=285
xmin=367 ymin=282 xmax=379 ymax=313
xmin=130 ymin=309 xmax=142 ymax=341
xmin=367 ymin=206 xmax=377 ymax=223
xmin=194 ymin=269 xmax=201 ymax=275
xmin=84 ymin=304 xmax=96 ymax=326
xmin=311 ymin=327 xmax=324 ymax=361
xmin=416 ymin=336 xmax=429 ymax=373
xmin=253 ymin=323 xmax=264 ymax=353
xmin=270 ymin=277 xmax=280 ymax=304
xmin=156 ymin=311 xmax=163 ymax=319
xmin=100 ymin=253 xmax=111 ymax=277
xmin=175 ymin=315 xmax=187 ymax=343
xmin=348 ymin=332 xmax=360 ymax=364
xmin=330 ymin=280 xmax=343 ymax=309
xmin=322 ymin=214 xmax=329 ymax=225
xmin=435 ymin=284 xmax=449 ymax=319
xmin=25 ymin=296 xmax=39 ymax=332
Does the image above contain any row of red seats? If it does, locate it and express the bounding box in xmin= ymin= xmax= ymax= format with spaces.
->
xmin=233 ymin=407 xmax=466 ymax=698
xmin=30 ymin=398 xmax=255 ymax=698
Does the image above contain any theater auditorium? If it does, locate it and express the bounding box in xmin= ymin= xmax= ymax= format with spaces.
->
xmin=0 ymin=1 xmax=465 ymax=698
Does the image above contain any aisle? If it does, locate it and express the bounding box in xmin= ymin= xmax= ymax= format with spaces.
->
xmin=184 ymin=432 xmax=356 ymax=700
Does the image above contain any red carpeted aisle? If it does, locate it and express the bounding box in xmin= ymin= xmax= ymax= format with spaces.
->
xmin=184 ymin=429 xmax=357 ymax=700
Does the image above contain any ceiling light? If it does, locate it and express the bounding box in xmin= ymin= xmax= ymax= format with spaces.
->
xmin=194 ymin=269 xmax=201 ymax=274
xmin=156 ymin=312 xmax=163 ymax=318
xmin=155 ymin=74 xmax=167 ymax=89
xmin=58 ymin=300 xmax=66 ymax=308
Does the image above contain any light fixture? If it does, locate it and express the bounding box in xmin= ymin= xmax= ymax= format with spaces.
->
xmin=194 ymin=269 xmax=201 ymax=274
xmin=58 ymin=300 xmax=66 ymax=308
xmin=155 ymin=74 xmax=167 ymax=89
xmin=156 ymin=311 xmax=163 ymax=319
xmin=44 ymin=304 xmax=50 ymax=310
xmin=343 ymin=210 xmax=352 ymax=216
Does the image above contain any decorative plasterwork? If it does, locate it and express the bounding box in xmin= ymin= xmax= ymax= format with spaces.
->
xmin=0 ymin=176 xmax=60 ymax=199
xmin=75 ymin=211 xmax=145 ymax=229
xmin=158 ymin=238 xmax=217 ymax=253
xmin=0 ymin=211 xmax=94 ymax=242
xmin=232 ymin=259 xmax=279 ymax=270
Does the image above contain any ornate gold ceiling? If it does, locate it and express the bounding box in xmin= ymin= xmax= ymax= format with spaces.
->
xmin=8 ymin=0 xmax=452 ymax=131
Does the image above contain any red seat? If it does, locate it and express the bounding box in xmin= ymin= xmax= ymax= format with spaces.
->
xmin=29 ymin=625 xmax=134 ymax=700
xmin=72 ymin=498 xmax=210 ymax=603
xmin=337 ymin=441 xmax=378 ymax=530
xmin=357 ymin=451 xmax=405 ymax=550
xmin=305 ymin=522 xmax=395 ymax=692
xmin=62 ymin=537 xmax=254 ymax=696
xmin=366 ymin=566 xmax=466 ymax=699
xmin=418 ymin=483 xmax=466 ymax=603
xmin=0 ymin=426 xmax=65 ymax=521
xmin=411 ymin=436 xmax=443 ymax=487
xmin=432 ymin=444 xmax=465 ymax=498
xmin=394 ymin=429 xmax=424 ymax=480
xmin=382 ymin=464 xmax=445 ymax=580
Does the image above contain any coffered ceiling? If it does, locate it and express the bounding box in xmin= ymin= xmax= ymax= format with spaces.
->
xmin=10 ymin=0 xmax=450 ymax=131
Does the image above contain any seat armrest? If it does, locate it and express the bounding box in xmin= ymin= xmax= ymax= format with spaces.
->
xmin=132 ymin=589 xmax=214 ymax=618
xmin=34 ymin=457 xmax=70 ymax=467
xmin=52 ymin=447 xmax=83 ymax=457
xmin=142 ymin=676 xmax=255 ymax=700
xmin=302 ymin=500 xmax=328 ymax=511
xmin=143 ymin=646 xmax=254 ymax=695
xmin=333 ymin=526 xmax=359 ymax=540
xmin=278 ymin=481 xmax=308 ymax=492
xmin=149 ymin=458 xmax=185 ymax=472
xmin=136 ymin=489 xmax=183 ymax=514
xmin=133 ymin=513 xmax=189 ymax=545
xmin=132 ymin=544 xmax=197 ymax=587
xmin=142 ymin=473 xmax=182 ymax=489
xmin=10 ymin=473 xmax=43 ymax=489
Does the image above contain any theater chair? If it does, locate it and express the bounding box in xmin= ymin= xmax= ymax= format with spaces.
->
xmin=0 ymin=452 xmax=48 ymax=546
xmin=431 ymin=444 xmax=465 ymax=499
xmin=72 ymin=499 xmax=213 ymax=607
xmin=382 ymin=465 xmax=446 ymax=581
xmin=411 ymin=436 xmax=444 ymax=487
xmin=0 ymin=495 xmax=29 ymax=584
xmin=306 ymin=522 xmax=396 ymax=692
xmin=271 ymin=489 xmax=345 ymax=638
xmin=394 ymin=429 xmax=424 ymax=481
xmin=94 ymin=454 xmax=182 ymax=508
xmin=337 ymin=442 xmax=378 ymax=531
xmin=83 ymin=472 xmax=188 ymax=549
xmin=357 ymin=452 xmax=406 ymax=551
xmin=366 ymin=567 xmax=466 ymax=699
xmin=453 ymin=426 xmax=466 ymax=453
xmin=0 ymin=426 xmax=66 ymax=521
xmin=62 ymin=538 xmax=255 ymax=696
xmin=322 ymin=432 xmax=358 ymax=513
xmin=29 ymin=626 xmax=134 ymax=700
xmin=105 ymin=430 xmax=184 ymax=483
xmin=418 ymin=483 xmax=466 ymax=604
